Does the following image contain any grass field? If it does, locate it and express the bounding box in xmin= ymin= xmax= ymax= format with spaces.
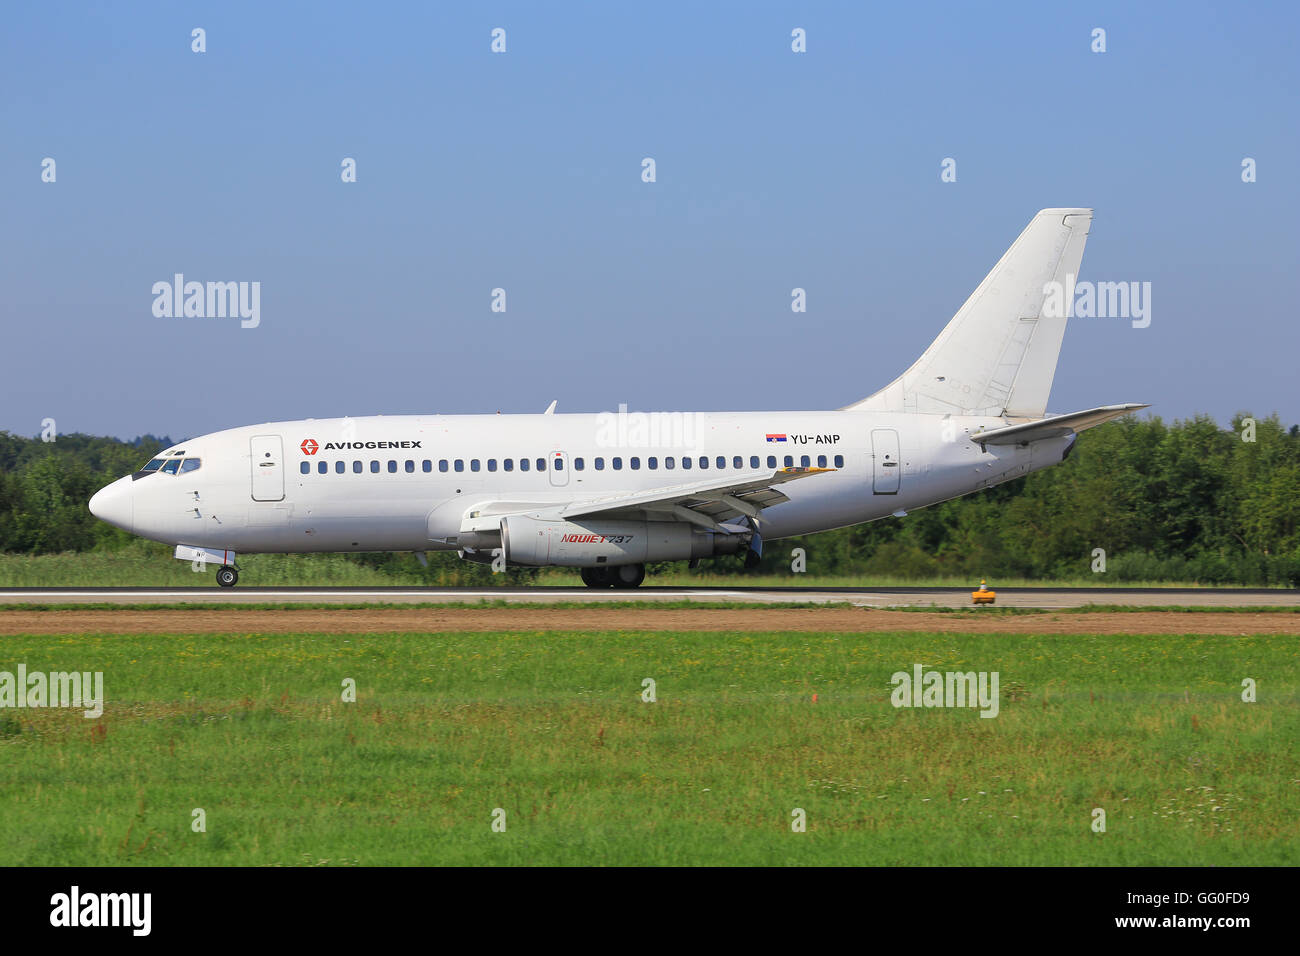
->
xmin=0 ymin=546 xmax=1284 ymax=589
xmin=1 ymin=628 xmax=1295 ymax=865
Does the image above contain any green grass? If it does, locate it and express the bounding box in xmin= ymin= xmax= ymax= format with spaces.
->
xmin=0 ymin=629 xmax=1295 ymax=865
xmin=0 ymin=545 xmax=399 ymax=588
xmin=0 ymin=545 xmax=1284 ymax=589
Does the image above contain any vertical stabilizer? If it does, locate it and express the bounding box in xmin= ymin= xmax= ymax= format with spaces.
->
xmin=844 ymin=208 xmax=1092 ymax=418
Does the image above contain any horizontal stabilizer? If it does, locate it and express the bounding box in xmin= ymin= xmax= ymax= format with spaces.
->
xmin=970 ymin=404 xmax=1148 ymax=446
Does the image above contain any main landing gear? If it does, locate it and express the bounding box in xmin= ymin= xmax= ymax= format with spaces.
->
xmin=216 ymin=565 xmax=239 ymax=588
xmin=580 ymin=564 xmax=646 ymax=589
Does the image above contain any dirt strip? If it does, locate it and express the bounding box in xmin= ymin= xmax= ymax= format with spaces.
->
xmin=0 ymin=607 xmax=1297 ymax=635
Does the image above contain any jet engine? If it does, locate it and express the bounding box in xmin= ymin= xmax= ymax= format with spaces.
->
xmin=499 ymin=515 xmax=747 ymax=568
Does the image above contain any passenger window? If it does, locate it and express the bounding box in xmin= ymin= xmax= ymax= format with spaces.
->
xmin=471 ymin=459 xmax=480 ymax=472
xmin=553 ymin=457 xmax=563 ymax=472
xmin=680 ymin=457 xmax=689 ymax=470
xmin=536 ymin=458 xmax=546 ymax=471
xmin=439 ymin=460 xmax=448 ymax=472
xmin=161 ymin=459 xmax=181 ymax=475
xmin=319 ymin=461 xmax=329 ymax=474
xmin=405 ymin=460 xmax=415 ymax=473
xmin=336 ymin=461 xmax=346 ymax=474
xmin=734 ymin=456 xmax=743 ymax=469
xmin=766 ymin=455 xmax=776 ymax=468
xmin=300 ymin=462 xmax=310 ymax=475
xmin=594 ymin=458 xmax=604 ymax=470
xmin=454 ymin=460 xmax=464 ymax=472
xmin=179 ymin=458 xmax=201 ymax=474
xmin=573 ymin=458 xmax=583 ymax=471
xmin=487 ymin=459 xmax=497 ymax=472
xmin=422 ymin=460 xmax=432 ymax=473
xmin=665 ymin=457 xmax=675 ymax=470
xmin=716 ymin=457 xmax=725 ymax=469
xmin=353 ymin=460 xmax=362 ymax=473
xmin=370 ymin=460 xmax=380 ymax=473
xmin=613 ymin=457 xmax=623 ymax=470
xmin=388 ymin=460 xmax=397 ymax=473
xmin=648 ymin=457 xmax=658 ymax=469
xmin=520 ymin=458 xmax=530 ymax=472
xmin=817 ymin=455 xmax=827 ymax=468
xmin=784 ymin=455 xmax=794 ymax=467
xmin=504 ymin=459 xmax=513 ymax=472
xmin=751 ymin=456 xmax=760 ymax=468
xmin=834 ymin=454 xmax=844 ymax=468
xmin=800 ymin=455 xmax=810 ymax=467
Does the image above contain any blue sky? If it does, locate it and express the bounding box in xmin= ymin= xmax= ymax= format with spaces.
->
xmin=2 ymin=1 xmax=1297 ymax=441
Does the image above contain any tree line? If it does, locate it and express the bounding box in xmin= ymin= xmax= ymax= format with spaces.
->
xmin=742 ymin=413 xmax=1300 ymax=585
xmin=0 ymin=414 xmax=1296 ymax=585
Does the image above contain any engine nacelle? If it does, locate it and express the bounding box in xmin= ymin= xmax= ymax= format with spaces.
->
xmin=501 ymin=515 xmax=747 ymax=568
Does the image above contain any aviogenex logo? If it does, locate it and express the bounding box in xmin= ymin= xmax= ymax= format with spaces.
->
xmin=301 ymin=438 xmax=423 ymax=454
xmin=321 ymin=441 xmax=422 ymax=450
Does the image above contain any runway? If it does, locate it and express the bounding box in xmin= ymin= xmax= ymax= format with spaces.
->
xmin=1 ymin=585 xmax=1296 ymax=609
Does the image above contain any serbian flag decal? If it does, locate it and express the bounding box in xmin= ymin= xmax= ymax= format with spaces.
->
xmin=765 ymin=433 xmax=787 ymax=442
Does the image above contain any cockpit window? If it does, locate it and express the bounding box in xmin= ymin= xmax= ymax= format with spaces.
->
xmin=141 ymin=459 xmax=165 ymax=472
xmin=161 ymin=459 xmax=181 ymax=475
xmin=179 ymin=458 xmax=201 ymax=474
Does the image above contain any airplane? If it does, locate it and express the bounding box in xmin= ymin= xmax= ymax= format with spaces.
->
xmin=89 ymin=208 xmax=1146 ymax=588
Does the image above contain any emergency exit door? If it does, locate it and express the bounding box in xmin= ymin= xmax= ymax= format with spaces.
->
xmin=871 ymin=429 xmax=901 ymax=494
xmin=549 ymin=450 xmax=569 ymax=487
xmin=250 ymin=435 xmax=285 ymax=501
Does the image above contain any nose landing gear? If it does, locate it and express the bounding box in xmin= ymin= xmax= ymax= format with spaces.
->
xmin=216 ymin=565 xmax=239 ymax=588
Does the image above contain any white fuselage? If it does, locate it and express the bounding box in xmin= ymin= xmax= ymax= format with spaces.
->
xmin=90 ymin=410 xmax=1072 ymax=555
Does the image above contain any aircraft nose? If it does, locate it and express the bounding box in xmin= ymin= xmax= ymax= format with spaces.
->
xmin=89 ymin=477 xmax=134 ymax=532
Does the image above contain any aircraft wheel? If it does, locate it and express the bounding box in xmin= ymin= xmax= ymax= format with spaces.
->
xmin=216 ymin=565 xmax=239 ymax=588
xmin=611 ymin=563 xmax=646 ymax=588
xmin=581 ymin=567 xmax=613 ymax=588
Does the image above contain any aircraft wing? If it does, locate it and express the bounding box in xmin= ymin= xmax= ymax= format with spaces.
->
xmin=969 ymin=403 xmax=1148 ymax=446
xmin=556 ymin=466 xmax=835 ymax=529
xmin=456 ymin=466 xmax=836 ymax=535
